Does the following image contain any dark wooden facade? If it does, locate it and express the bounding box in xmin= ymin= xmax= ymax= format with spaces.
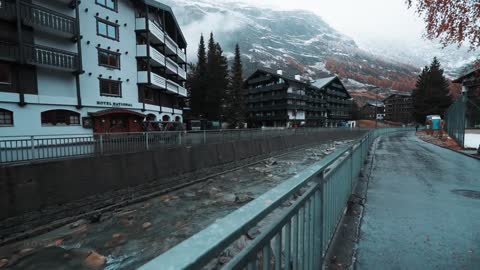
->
xmin=383 ymin=94 xmax=413 ymax=124
xmin=245 ymin=69 xmax=352 ymax=128
xmin=361 ymin=102 xmax=385 ymax=120
xmin=453 ymin=68 xmax=480 ymax=128
xmin=0 ymin=0 xmax=82 ymax=106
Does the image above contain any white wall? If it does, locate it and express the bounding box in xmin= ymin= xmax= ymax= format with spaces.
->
xmin=79 ymin=0 xmax=141 ymax=110
xmin=0 ymin=103 xmax=91 ymax=136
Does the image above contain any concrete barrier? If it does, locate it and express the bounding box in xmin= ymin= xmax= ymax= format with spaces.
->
xmin=0 ymin=129 xmax=368 ymax=239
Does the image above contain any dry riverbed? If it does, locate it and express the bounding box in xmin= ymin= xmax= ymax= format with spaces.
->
xmin=0 ymin=140 xmax=353 ymax=270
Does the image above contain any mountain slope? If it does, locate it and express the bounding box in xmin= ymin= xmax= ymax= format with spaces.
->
xmin=164 ymin=0 xmax=420 ymax=100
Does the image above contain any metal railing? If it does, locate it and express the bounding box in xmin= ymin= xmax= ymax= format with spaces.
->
xmin=0 ymin=128 xmax=365 ymax=164
xmin=138 ymin=127 xmax=412 ymax=270
xmin=445 ymin=96 xmax=467 ymax=147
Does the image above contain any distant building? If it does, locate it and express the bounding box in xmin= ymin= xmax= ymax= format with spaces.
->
xmin=244 ymin=68 xmax=352 ymax=128
xmin=452 ymin=68 xmax=480 ymax=128
xmin=361 ymin=102 xmax=385 ymax=120
xmin=383 ymin=94 xmax=413 ymax=123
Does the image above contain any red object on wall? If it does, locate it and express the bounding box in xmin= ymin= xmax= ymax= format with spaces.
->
xmin=89 ymin=109 xmax=146 ymax=133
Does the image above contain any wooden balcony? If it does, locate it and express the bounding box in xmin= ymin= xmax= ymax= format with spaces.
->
xmin=0 ymin=1 xmax=77 ymax=38
xmin=23 ymin=44 xmax=78 ymax=71
xmin=0 ymin=41 xmax=78 ymax=71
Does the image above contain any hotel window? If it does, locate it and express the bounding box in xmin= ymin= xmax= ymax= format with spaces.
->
xmin=95 ymin=0 xmax=117 ymax=11
xmin=41 ymin=110 xmax=80 ymax=126
xmin=99 ymin=78 xmax=121 ymax=97
xmin=0 ymin=64 xmax=12 ymax=85
xmin=98 ymin=49 xmax=120 ymax=69
xmin=97 ymin=19 xmax=119 ymax=40
xmin=0 ymin=109 xmax=13 ymax=126
xmin=144 ymin=88 xmax=154 ymax=102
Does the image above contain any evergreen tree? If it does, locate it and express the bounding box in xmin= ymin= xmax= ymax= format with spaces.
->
xmin=225 ymin=44 xmax=245 ymax=127
xmin=205 ymin=33 xmax=228 ymax=121
xmin=412 ymin=57 xmax=452 ymax=123
xmin=187 ymin=34 xmax=207 ymax=117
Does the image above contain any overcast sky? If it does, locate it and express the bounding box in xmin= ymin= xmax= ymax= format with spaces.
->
xmin=226 ymin=0 xmax=426 ymax=45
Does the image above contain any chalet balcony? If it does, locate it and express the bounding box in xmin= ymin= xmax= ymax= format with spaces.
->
xmin=138 ymin=71 xmax=167 ymax=89
xmin=136 ymin=45 xmax=165 ymax=67
xmin=21 ymin=1 xmax=77 ymax=38
xmin=0 ymin=41 xmax=78 ymax=71
xmin=178 ymin=67 xmax=187 ymax=80
xmin=177 ymin=50 xmax=186 ymax=64
xmin=135 ymin=18 xmax=165 ymax=44
xmin=0 ymin=1 xmax=77 ymax=38
xmin=23 ymin=44 xmax=78 ymax=71
xmin=165 ymin=56 xmax=178 ymax=74
xmin=166 ymin=80 xmax=187 ymax=97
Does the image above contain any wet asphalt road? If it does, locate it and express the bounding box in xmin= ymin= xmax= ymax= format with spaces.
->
xmin=356 ymin=132 xmax=480 ymax=270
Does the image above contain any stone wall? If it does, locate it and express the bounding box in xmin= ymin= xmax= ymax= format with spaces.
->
xmin=0 ymin=130 xmax=367 ymax=241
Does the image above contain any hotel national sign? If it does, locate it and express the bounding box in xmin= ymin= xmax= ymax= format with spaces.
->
xmin=96 ymin=101 xmax=133 ymax=107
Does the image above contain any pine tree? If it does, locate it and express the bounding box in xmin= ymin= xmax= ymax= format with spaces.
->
xmin=225 ymin=44 xmax=245 ymax=127
xmin=412 ymin=57 xmax=452 ymax=123
xmin=187 ymin=34 xmax=208 ymax=118
xmin=204 ymin=33 xmax=229 ymax=121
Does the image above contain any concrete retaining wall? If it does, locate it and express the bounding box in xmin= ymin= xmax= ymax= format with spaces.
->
xmin=0 ymin=130 xmax=366 ymax=239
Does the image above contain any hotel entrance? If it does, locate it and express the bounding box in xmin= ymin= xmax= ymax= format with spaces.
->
xmin=89 ymin=109 xmax=146 ymax=133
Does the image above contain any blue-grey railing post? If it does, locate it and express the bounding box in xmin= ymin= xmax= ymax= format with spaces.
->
xmin=99 ymin=135 xmax=104 ymax=155
xmin=178 ymin=131 xmax=182 ymax=145
xmin=30 ymin=135 xmax=36 ymax=159
xmin=350 ymin=145 xmax=354 ymax=193
xmin=315 ymin=171 xmax=325 ymax=269
xmin=145 ymin=132 xmax=149 ymax=150
xmin=203 ymin=130 xmax=206 ymax=144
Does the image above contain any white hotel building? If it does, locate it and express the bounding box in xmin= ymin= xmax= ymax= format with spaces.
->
xmin=0 ymin=0 xmax=187 ymax=136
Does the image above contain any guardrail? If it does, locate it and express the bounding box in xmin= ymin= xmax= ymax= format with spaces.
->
xmin=0 ymin=128 xmax=366 ymax=164
xmin=138 ymin=127 xmax=413 ymax=270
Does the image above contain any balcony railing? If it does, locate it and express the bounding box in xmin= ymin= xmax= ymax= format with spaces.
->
xmin=135 ymin=18 xmax=164 ymax=44
xmin=136 ymin=45 xmax=165 ymax=67
xmin=165 ymin=57 xmax=178 ymax=74
xmin=138 ymin=71 xmax=167 ymax=89
xmin=178 ymin=85 xmax=187 ymax=97
xmin=178 ymin=67 xmax=187 ymax=80
xmin=164 ymin=34 xmax=177 ymax=54
xmin=177 ymin=50 xmax=186 ymax=63
xmin=23 ymin=44 xmax=78 ymax=71
xmin=20 ymin=1 xmax=77 ymax=37
xmin=166 ymin=80 xmax=179 ymax=95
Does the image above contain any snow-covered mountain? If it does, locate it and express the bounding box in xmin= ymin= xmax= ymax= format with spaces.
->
xmin=163 ymin=0 xmax=470 ymax=101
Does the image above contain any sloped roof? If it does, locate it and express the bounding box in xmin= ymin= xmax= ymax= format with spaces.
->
xmin=249 ymin=68 xmax=308 ymax=84
xmin=312 ymin=76 xmax=336 ymax=89
xmin=141 ymin=0 xmax=187 ymax=46
xmin=452 ymin=67 xmax=480 ymax=83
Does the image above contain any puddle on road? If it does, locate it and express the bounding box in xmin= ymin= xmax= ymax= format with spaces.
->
xmin=451 ymin=189 xmax=480 ymax=200
xmin=0 ymin=140 xmax=352 ymax=270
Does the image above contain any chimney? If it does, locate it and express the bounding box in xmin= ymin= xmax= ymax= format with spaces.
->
xmin=276 ymin=70 xmax=283 ymax=75
xmin=295 ymin=75 xmax=302 ymax=81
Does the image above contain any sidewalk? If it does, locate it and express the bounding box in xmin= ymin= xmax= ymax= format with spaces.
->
xmin=355 ymin=132 xmax=480 ymax=269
